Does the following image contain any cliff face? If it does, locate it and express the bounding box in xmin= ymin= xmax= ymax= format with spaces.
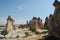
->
xmin=49 ymin=0 xmax=60 ymax=38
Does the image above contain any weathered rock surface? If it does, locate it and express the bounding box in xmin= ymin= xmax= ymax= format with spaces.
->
xmin=28 ymin=17 xmax=43 ymax=29
xmin=49 ymin=0 xmax=60 ymax=39
xmin=6 ymin=16 xmax=15 ymax=32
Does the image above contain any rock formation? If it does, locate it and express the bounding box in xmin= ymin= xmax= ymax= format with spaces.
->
xmin=48 ymin=0 xmax=60 ymax=39
xmin=28 ymin=17 xmax=43 ymax=29
xmin=6 ymin=16 xmax=15 ymax=32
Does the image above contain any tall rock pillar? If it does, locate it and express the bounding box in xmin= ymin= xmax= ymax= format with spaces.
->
xmin=49 ymin=0 xmax=60 ymax=38
xmin=6 ymin=16 xmax=15 ymax=32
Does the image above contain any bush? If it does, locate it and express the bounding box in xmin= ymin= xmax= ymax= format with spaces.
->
xmin=25 ymin=32 xmax=29 ymax=37
xmin=44 ymin=26 xmax=49 ymax=30
xmin=16 ymin=35 xmax=19 ymax=38
xmin=19 ymin=25 xmax=25 ymax=29
xmin=29 ymin=27 xmax=36 ymax=32
xmin=1 ymin=30 xmax=8 ymax=38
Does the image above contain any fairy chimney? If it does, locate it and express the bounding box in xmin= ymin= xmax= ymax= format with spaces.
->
xmin=49 ymin=0 xmax=60 ymax=39
xmin=6 ymin=16 xmax=15 ymax=32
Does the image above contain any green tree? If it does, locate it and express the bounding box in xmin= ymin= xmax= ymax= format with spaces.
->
xmin=44 ymin=17 xmax=49 ymax=30
xmin=1 ymin=30 xmax=8 ymax=38
xmin=25 ymin=32 xmax=29 ymax=37
xmin=19 ymin=25 xmax=25 ymax=29
xmin=29 ymin=27 xmax=36 ymax=32
xmin=44 ymin=26 xmax=49 ymax=30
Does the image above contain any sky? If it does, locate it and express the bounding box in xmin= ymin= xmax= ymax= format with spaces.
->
xmin=0 ymin=0 xmax=59 ymax=24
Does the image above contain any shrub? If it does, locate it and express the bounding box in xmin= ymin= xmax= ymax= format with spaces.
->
xmin=1 ymin=30 xmax=8 ymax=38
xmin=16 ymin=35 xmax=19 ymax=38
xmin=25 ymin=32 xmax=29 ymax=37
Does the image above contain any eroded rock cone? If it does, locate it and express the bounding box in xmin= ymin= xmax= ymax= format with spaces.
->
xmin=49 ymin=0 xmax=60 ymax=39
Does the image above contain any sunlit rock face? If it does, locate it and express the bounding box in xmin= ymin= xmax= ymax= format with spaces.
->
xmin=49 ymin=0 xmax=60 ymax=38
xmin=6 ymin=16 xmax=15 ymax=32
xmin=28 ymin=17 xmax=43 ymax=29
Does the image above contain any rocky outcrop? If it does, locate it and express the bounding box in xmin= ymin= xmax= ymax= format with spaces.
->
xmin=6 ymin=16 xmax=15 ymax=32
xmin=48 ymin=0 xmax=60 ymax=39
xmin=28 ymin=17 xmax=43 ymax=29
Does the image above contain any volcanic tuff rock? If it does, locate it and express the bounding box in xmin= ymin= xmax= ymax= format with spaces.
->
xmin=28 ymin=17 xmax=43 ymax=29
xmin=48 ymin=0 xmax=60 ymax=38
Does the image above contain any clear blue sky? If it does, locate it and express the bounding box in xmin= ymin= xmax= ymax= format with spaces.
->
xmin=0 ymin=0 xmax=58 ymax=24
